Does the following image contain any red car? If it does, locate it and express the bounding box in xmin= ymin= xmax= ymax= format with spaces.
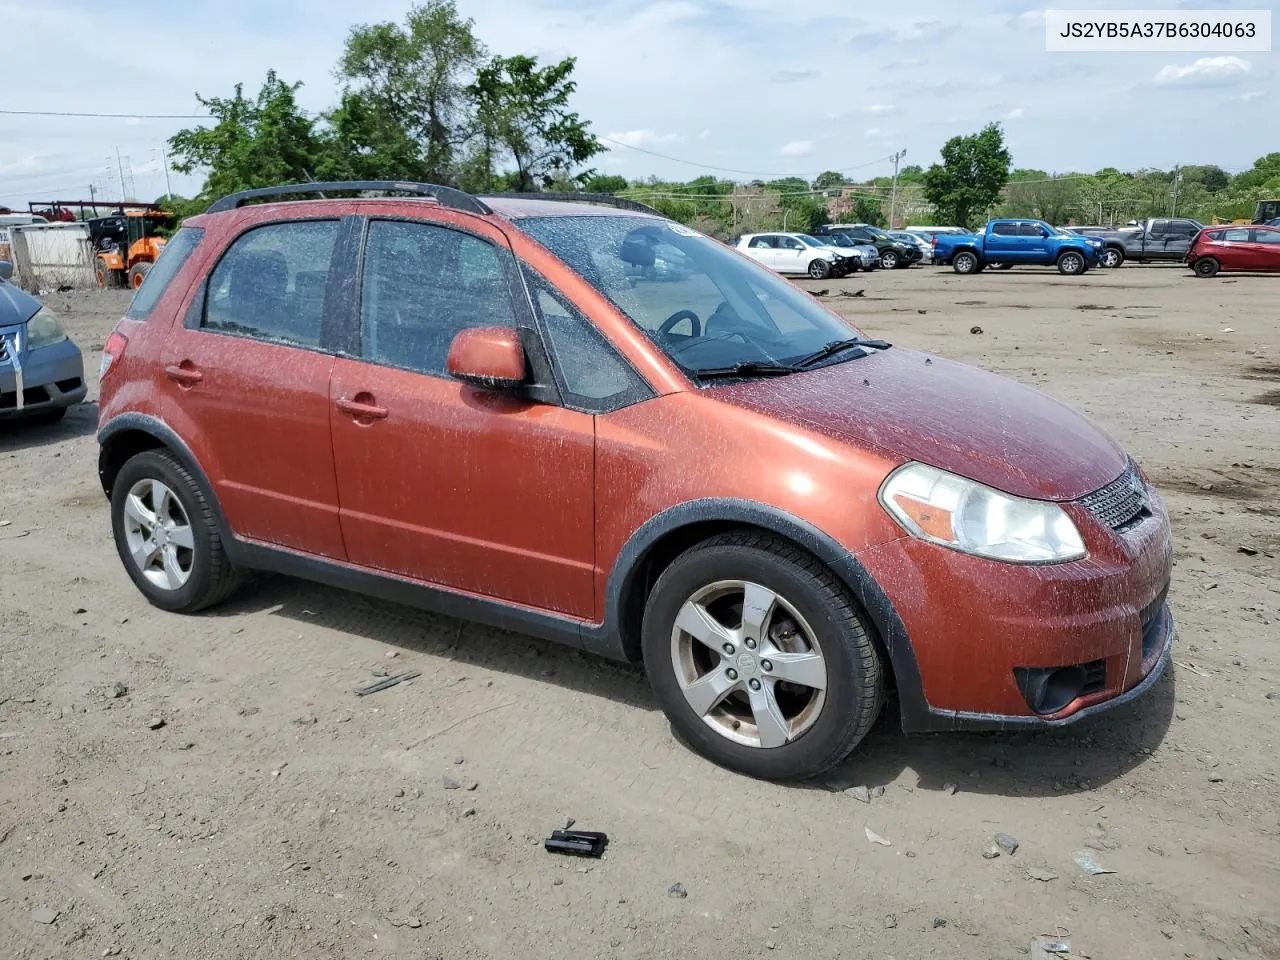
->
xmin=1188 ymin=223 xmax=1280 ymax=277
xmin=97 ymin=182 xmax=1174 ymax=781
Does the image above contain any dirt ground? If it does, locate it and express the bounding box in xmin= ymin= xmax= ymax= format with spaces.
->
xmin=2 ymin=263 xmax=1278 ymax=960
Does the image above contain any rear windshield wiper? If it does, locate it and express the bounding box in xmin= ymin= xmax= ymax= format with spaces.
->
xmin=794 ymin=338 xmax=891 ymax=369
xmin=692 ymin=360 xmax=802 ymax=380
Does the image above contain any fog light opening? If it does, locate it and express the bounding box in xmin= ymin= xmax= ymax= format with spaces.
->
xmin=1015 ymin=665 xmax=1087 ymax=716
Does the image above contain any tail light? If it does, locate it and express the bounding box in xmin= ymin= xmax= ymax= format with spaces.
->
xmin=100 ymin=329 xmax=129 ymax=380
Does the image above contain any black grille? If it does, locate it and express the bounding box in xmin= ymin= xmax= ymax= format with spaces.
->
xmin=0 ymin=386 xmax=49 ymax=409
xmin=55 ymin=377 xmax=82 ymax=392
xmin=1079 ymin=462 xmax=1150 ymax=531
xmin=1081 ymin=659 xmax=1107 ymax=696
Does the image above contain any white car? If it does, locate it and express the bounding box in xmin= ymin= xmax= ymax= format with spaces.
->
xmin=736 ymin=232 xmax=856 ymax=279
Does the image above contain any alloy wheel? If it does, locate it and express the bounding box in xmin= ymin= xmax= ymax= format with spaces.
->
xmin=1102 ymin=248 xmax=1122 ymax=268
xmin=670 ymin=580 xmax=828 ymax=749
xmin=122 ymin=478 xmax=195 ymax=591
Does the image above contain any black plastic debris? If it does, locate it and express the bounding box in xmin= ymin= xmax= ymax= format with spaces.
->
xmin=354 ymin=671 xmax=420 ymax=697
xmin=544 ymin=829 xmax=608 ymax=858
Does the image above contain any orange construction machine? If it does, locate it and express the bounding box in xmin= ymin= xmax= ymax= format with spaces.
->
xmin=87 ymin=207 xmax=176 ymax=289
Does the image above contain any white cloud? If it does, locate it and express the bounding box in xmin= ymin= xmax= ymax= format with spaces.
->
xmin=699 ymin=128 xmax=712 ymax=140
xmin=1005 ymin=107 xmax=1025 ymax=120
xmin=1234 ymin=90 xmax=1265 ymax=102
xmin=605 ymin=129 xmax=683 ymax=148
xmin=779 ymin=140 xmax=814 ymax=157
xmin=865 ymin=127 xmax=886 ymax=139
xmin=1009 ymin=9 xmax=1047 ymax=29
xmin=866 ymin=104 xmax=895 ymax=114
xmin=1153 ymin=56 xmax=1250 ymax=86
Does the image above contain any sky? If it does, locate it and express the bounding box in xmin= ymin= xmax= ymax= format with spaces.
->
xmin=0 ymin=0 xmax=1275 ymax=208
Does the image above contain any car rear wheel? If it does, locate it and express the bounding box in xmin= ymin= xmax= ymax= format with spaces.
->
xmin=1057 ymin=251 xmax=1086 ymax=276
xmin=128 ymin=262 xmax=151 ymax=289
xmin=642 ymin=532 xmax=884 ymax=781
xmin=1101 ymin=247 xmax=1124 ymax=268
xmin=880 ymin=250 xmax=900 ymax=270
xmin=807 ymin=259 xmax=831 ymax=279
xmin=953 ymin=251 xmax=979 ymax=274
xmin=111 ymin=449 xmax=241 ymax=613
xmin=1193 ymin=257 xmax=1220 ymax=278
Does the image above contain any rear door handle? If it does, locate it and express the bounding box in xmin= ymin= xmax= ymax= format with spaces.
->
xmin=165 ymin=363 xmax=203 ymax=386
xmin=336 ymin=396 xmax=389 ymax=421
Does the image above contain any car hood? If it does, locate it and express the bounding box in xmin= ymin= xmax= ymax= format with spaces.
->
xmin=0 ymin=280 xmax=41 ymax=327
xmin=711 ymin=347 xmax=1127 ymax=501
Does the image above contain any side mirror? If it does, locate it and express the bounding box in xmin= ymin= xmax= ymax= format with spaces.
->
xmin=447 ymin=326 xmax=527 ymax=390
xmin=0 ymin=261 xmax=12 ymax=282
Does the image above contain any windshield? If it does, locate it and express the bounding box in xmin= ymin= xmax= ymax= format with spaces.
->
xmin=519 ymin=216 xmax=862 ymax=378
xmin=861 ymin=227 xmax=890 ymax=241
xmin=797 ymin=235 xmax=825 ymax=247
xmin=827 ymin=233 xmax=857 ymax=247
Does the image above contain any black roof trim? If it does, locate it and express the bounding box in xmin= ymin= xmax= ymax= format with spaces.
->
xmin=206 ymin=181 xmax=493 ymax=216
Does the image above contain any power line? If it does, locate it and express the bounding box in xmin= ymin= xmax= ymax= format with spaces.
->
xmin=0 ymin=108 xmax=209 ymax=119
xmin=600 ymin=135 xmax=894 ymax=179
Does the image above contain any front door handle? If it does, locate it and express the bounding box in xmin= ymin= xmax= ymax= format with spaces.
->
xmin=336 ymin=395 xmax=389 ymax=421
xmin=165 ymin=363 xmax=203 ymax=386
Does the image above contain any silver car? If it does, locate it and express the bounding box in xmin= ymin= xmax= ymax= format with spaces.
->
xmin=0 ymin=261 xmax=86 ymax=423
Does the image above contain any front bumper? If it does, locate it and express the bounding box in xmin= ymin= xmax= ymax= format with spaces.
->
xmin=857 ymin=488 xmax=1174 ymax=732
xmin=0 ymin=334 xmax=87 ymax=418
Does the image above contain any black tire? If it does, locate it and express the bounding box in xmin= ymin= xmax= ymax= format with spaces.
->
xmin=641 ymin=532 xmax=884 ymax=781
xmin=807 ymin=259 xmax=831 ymax=280
xmin=1193 ymin=257 xmax=1220 ymax=278
xmin=128 ymin=262 xmax=151 ymax=290
xmin=110 ymin=449 xmax=241 ymax=613
xmin=994 ymin=263 xmax=1014 ymax=270
xmin=880 ymin=250 xmax=900 ymax=270
xmin=1101 ymin=246 xmax=1124 ymax=268
xmin=1057 ymin=250 xmax=1086 ymax=276
xmin=952 ymin=250 xmax=979 ymax=274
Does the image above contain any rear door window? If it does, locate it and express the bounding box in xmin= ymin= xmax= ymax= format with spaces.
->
xmin=1018 ymin=223 xmax=1046 ymax=237
xmin=127 ymin=226 xmax=204 ymax=321
xmin=203 ymin=220 xmax=340 ymax=347
xmin=992 ymin=223 xmax=1019 ymax=236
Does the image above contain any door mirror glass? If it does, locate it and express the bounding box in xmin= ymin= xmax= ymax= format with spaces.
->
xmin=446 ymin=326 xmax=527 ymax=389
xmin=0 ymin=261 xmax=12 ymax=281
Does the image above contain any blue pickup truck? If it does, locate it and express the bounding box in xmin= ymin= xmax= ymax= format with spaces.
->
xmin=932 ymin=219 xmax=1102 ymax=276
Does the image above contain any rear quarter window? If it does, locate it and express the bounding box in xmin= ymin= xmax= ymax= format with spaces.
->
xmin=126 ymin=226 xmax=204 ymax=320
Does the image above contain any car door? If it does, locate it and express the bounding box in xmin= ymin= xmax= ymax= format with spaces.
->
xmin=1164 ymin=220 xmax=1199 ymax=259
xmin=1217 ymin=227 xmax=1252 ymax=269
xmin=159 ymin=216 xmax=347 ymax=559
xmin=776 ymin=236 xmax=806 ymax=274
xmin=328 ymin=214 xmax=597 ymax=617
xmin=746 ymin=235 xmax=778 ymax=270
xmin=985 ymin=222 xmax=1021 ymax=262
xmin=1251 ymin=227 xmax=1280 ymax=271
xmin=1020 ymin=222 xmax=1051 ymax=261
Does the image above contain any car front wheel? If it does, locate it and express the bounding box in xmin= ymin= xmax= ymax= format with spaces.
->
xmin=808 ymin=259 xmax=831 ymax=279
xmin=880 ymin=250 xmax=900 ymax=270
xmin=1057 ymin=251 xmax=1086 ymax=275
xmin=110 ymin=449 xmax=241 ymax=613
xmin=1101 ymin=247 xmax=1124 ymax=268
xmin=642 ymin=533 xmax=884 ymax=781
xmin=953 ymin=251 xmax=979 ymax=274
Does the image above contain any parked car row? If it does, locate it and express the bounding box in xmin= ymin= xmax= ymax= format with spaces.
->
xmin=735 ymin=232 xmax=880 ymax=278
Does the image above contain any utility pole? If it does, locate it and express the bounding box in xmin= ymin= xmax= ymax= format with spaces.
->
xmin=888 ymin=149 xmax=907 ymax=229
xmin=115 ymin=147 xmax=127 ymax=202
xmin=159 ymin=144 xmax=173 ymax=199
xmin=88 ymin=183 xmax=97 ymax=215
xmin=1170 ymin=164 xmax=1183 ymax=218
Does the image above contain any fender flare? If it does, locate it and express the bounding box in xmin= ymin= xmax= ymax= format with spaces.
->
xmin=97 ymin=413 xmax=236 ymax=547
xmin=583 ymin=498 xmax=930 ymax=727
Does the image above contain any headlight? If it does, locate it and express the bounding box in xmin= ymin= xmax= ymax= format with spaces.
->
xmin=879 ymin=462 xmax=1086 ymax=564
xmin=24 ymin=307 xmax=67 ymax=350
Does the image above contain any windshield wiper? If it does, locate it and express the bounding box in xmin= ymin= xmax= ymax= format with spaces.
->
xmin=793 ymin=338 xmax=891 ymax=369
xmin=692 ymin=360 xmax=802 ymax=380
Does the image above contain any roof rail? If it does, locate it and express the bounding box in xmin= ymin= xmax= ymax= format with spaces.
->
xmin=483 ymin=192 xmax=663 ymax=217
xmin=205 ymin=181 xmax=493 ymax=216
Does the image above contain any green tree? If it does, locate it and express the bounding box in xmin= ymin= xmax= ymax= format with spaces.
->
xmin=922 ymin=123 xmax=1011 ymax=228
xmin=168 ymin=70 xmax=322 ymax=200
xmin=851 ymin=196 xmax=883 ymax=226
xmin=582 ymin=174 xmax=629 ymax=194
xmin=812 ymin=170 xmax=847 ymax=190
xmin=1232 ymin=153 xmax=1280 ymax=191
xmin=336 ymin=0 xmax=486 ymax=183
xmin=1183 ymin=164 xmax=1230 ymax=194
xmin=468 ymin=54 xmax=603 ymax=192
xmin=318 ymin=92 xmax=426 ymax=181
xmin=1003 ymin=171 xmax=1083 ymax=225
